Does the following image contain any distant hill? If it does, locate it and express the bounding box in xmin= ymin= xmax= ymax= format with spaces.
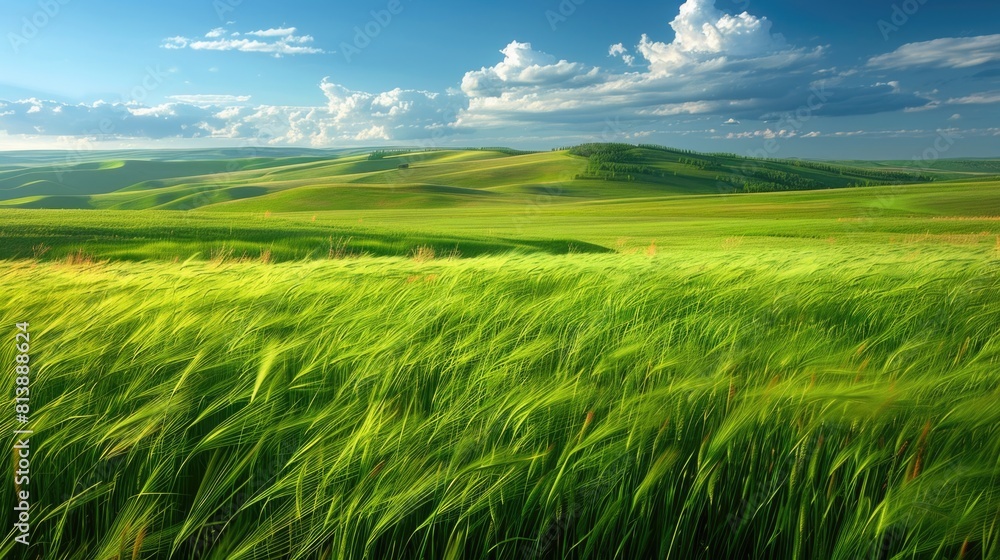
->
xmin=0 ymin=147 xmax=356 ymax=165
xmin=0 ymin=144 xmax=992 ymax=212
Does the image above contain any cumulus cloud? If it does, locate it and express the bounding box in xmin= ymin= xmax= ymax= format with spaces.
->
xmin=672 ymin=0 xmax=784 ymax=53
xmin=609 ymin=43 xmax=635 ymax=66
xmin=461 ymin=41 xmax=600 ymax=97
xmin=4 ymin=0 xmax=973 ymax=148
xmin=635 ymin=0 xmax=820 ymax=76
xmin=318 ymin=80 xmax=468 ymax=141
xmin=867 ymin=34 xmax=1000 ymax=69
xmin=454 ymin=1 xmax=915 ymax=132
xmin=198 ymin=81 xmax=470 ymax=145
xmin=0 ymin=79 xmax=468 ymax=145
xmin=161 ymin=26 xmax=324 ymax=56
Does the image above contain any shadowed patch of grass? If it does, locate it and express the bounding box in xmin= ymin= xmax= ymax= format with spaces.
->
xmin=0 ymin=210 xmax=610 ymax=262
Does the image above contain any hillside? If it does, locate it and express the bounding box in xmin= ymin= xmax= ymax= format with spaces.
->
xmin=0 ymin=144 xmax=971 ymax=212
xmin=4 ymin=174 xmax=1000 ymax=262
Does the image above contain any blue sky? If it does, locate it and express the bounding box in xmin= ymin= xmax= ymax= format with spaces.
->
xmin=1 ymin=0 xmax=998 ymax=159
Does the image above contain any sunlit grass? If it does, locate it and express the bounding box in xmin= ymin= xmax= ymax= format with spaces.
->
xmin=1 ymin=244 xmax=998 ymax=559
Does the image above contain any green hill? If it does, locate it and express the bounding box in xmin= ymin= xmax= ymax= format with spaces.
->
xmin=0 ymin=144 xmax=966 ymax=212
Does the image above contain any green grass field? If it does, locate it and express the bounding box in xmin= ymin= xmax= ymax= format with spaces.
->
xmin=1 ymin=146 xmax=999 ymax=559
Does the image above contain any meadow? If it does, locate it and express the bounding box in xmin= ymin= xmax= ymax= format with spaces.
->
xmin=1 ymin=146 xmax=999 ymax=559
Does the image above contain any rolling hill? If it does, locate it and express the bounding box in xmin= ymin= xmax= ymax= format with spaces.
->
xmin=0 ymin=144 xmax=982 ymax=212
xmin=3 ymin=143 xmax=998 ymax=261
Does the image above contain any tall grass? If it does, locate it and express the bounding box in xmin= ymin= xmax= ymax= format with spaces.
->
xmin=1 ymin=247 xmax=998 ymax=559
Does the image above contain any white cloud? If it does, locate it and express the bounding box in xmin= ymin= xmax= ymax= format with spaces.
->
xmin=318 ymin=80 xmax=468 ymax=141
xmin=0 ymin=82 xmax=468 ymax=146
xmin=454 ymin=1 xmax=912 ymax=132
xmin=609 ymin=43 xmax=635 ymax=66
xmin=0 ymin=98 xmax=224 ymax=138
xmin=867 ymin=34 xmax=1000 ymax=69
xmin=946 ymin=91 xmax=1000 ymax=105
xmin=161 ymin=26 xmax=324 ymax=56
xmin=903 ymin=101 xmax=940 ymax=113
xmin=246 ymin=27 xmax=298 ymax=38
xmin=3 ymin=1 xmax=968 ymax=148
xmin=875 ymin=81 xmax=900 ymax=93
xmin=168 ymin=94 xmax=252 ymax=106
xmin=909 ymin=90 xmax=1000 ymax=113
xmin=634 ymin=0 xmax=818 ymax=76
xmin=725 ymin=128 xmax=799 ymax=140
xmin=162 ymin=36 xmax=189 ymax=50
xmin=354 ymin=125 xmax=390 ymax=141
xmin=672 ymin=0 xmax=783 ymax=53
xmin=644 ymin=101 xmax=721 ymax=116
xmin=737 ymin=128 xmax=991 ymax=140
xmin=461 ymin=41 xmax=599 ymax=97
